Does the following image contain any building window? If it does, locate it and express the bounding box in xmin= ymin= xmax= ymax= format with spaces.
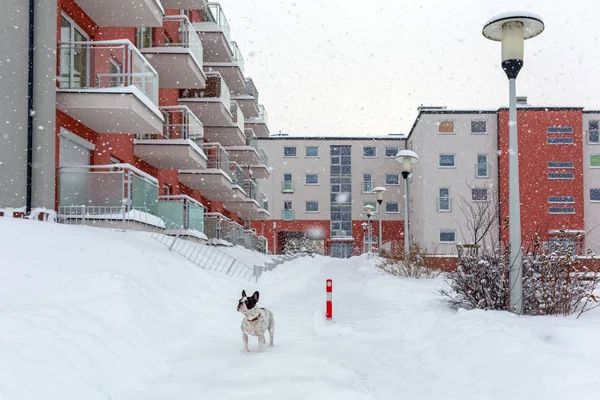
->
xmin=385 ymin=146 xmax=398 ymax=158
xmin=591 ymin=188 xmax=600 ymax=202
xmin=440 ymin=230 xmax=456 ymax=243
xmin=363 ymin=146 xmax=377 ymax=158
xmin=163 ymin=184 xmax=171 ymax=196
xmin=385 ymin=174 xmax=399 ymax=185
xmin=438 ymin=188 xmax=451 ymax=212
xmin=471 ymin=120 xmax=487 ymax=134
xmin=137 ymin=27 xmax=153 ymax=49
xmin=547 ymin=126 xmax=574 ymax=134
xmin=305 ymin=201 xmax=319 ymax=212
xmin=549 ymin=206 xmax=575 ymax=214
xmin=472 ymin=187 xmax=488 ymax=202
xmin=589 ymin=120 xmax=599 ymax=144
xmin=548 ymin=196 xmax=575 ymax=203
xmin=547 ymin=137 xmax=574 ymax=145
xmin=590 ymin=155 xmax=600 ymax=168
xmin=362 ymin=174 xmax=372 ymax=193
xmin=385 ymin=202 xmax=399 ymax=213
xmin=548 ymin=172 xmax=575 ymax=180
xmin=364 ymin=201 xmax=378 ymax=213
xmin=438 ymin=120 xmax=454 ymax=134
xmin=439 ymin=154 xmax=455 ymax=168
xmin=283 ymin=146 xmax=297 ymax=157
xmin=476 ymin=154 xmax=489 ymax=178
xmin=60 ymin=14 xmax=90 ymax=89
xmin=548 ymin=161 xmax=574 ymax=169
xmin=283 ymin=201 xmax=292 ymax=210
xmin=305 ymin=146 xmax=318 ymax=157
xmin=282 ymin=173 xmax=293 ymax=192
xmin=305 ymin=174 xmax=319 ymax=185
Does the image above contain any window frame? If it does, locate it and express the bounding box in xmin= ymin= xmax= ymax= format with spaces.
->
xmin=548 ymin=172 xmax=575 ymax=180
xmin=591 ymin=188 xmax=600 ymax=202
xmin=548 ymin=161 xmax=575 ymax=169
xmin=385 ymin=201 xmax=400 ymax=213
xmin=305 ymin=200 xmax=319 ymax=213
xmin=589 ymin=120 xmax=600 ymax=144
xmin=305 ymin=146 xmax=319 ymax=158
xmin=548 ymin=196 xmax=575 ymax=204
xmin=283 ymin=146 xmax=297 ymax=157
xmin=439 ymin=229 xmax=456 ymax=243
xmin=362 ymin=146 xmax=377 ymax=158
xmin=385 ymin=146 xmax=399 ymax=158
xmin=438 ymin=154 xmax=456 ymax=168
xmin=471 ymin=120 xmax=488 ymax=135
xmin=590 ymin=155 xmax=600 ymax=168
xmin=548 ymin=206 xmax=576 ymax=215
xmin=438 ymin=187 xmax=451 ymax=212
xmin=438 ymin=120 xmax=455 ymax=134
xmin=547 ymin=137 xmax=574 ymax=145
xmin=305 ymin=173 xmax=319 ymax=185
xmin=385 ymin=174 xmax=400 ymax=185
xmin=476 ymin=153 xmax=489 ymax=178
xmin=471 ymin=187 xmax=488 ymax=202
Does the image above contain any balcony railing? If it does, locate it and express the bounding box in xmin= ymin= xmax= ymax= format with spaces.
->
xmin=230 ymin=41 xmax=245 ymax=73
xmin=258 ymin=148 xmax=269 ymax=166
xmin=229 ymin=161 xmax=244 ymax=186
xmin=245 ymin=131 xmax=258 ymax=150
xmin=437 ymin=197 xmax=453 ymax=212
xmin=244 ymin=179 xmax=258 ymax=201
xmin=139 ymin=105 xmax=204 ymax=140
xmin=203 ymin=142 xmax=230 ymax=170
xmin=58 ymin=39 xmax=159 ymax=106
xmin=180 ymin=73 xmax=231 ymax=109
xmin=282 ymin=209 xmax=294 ymax=221
xmin=157 ymin=195 xmax=205 ymax=232
xmin=258 ymin=194 xmax=268 ymax=211
xmin=230 ymin=101 xmax=244 ymax=131
xmin=161 ymin=15 xmax=204 ymax=68
xmin=245 ymin=78 xmax=259 ymax=102
xmin=206 ymin=3 xmax=231 ymax=43
xmin=59 ymin=163 xmax=159 ymax=215
xmin=282 ymin=181 xmax=294 ymax=193
xmin=475 ymin=163 xmax=490 ymax=178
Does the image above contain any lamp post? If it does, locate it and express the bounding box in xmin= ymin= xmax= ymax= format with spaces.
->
xmin=364 ymin=205 xmax=375 ymax=255
xmin=483 ymin=12 xmax=544 ymax=315
xmin=372 ymin=187 xmax=387 ymax=256
xmin=395 ymin=150 xmax=419 ymax=258
xmin=361 ymin=222 xmax=368 ymax=254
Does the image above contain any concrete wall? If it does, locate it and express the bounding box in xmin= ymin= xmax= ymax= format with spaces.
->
xmin=0 ymin=0 xmax=56 ymax=210
xmin=408 ymin=111 xmax=499 ymax=254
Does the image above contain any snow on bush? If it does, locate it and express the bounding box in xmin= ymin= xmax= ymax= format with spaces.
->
xmin=377 ymin=242 xmax=441 ymax=279
xmin=284 ymin=236 xmax=315 ymax=257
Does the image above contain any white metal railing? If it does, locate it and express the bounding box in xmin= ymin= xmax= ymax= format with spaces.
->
xmin=258 ymin=148 xmax=269 ymax=166
xmin=157 ymin=195 xmax=205 ymax=233
xmin=161 ymin=15 xmax=204 ymax=69
xmin=245 ymin=78 xmax=259 ymax=102
xmin=203 ymin=142 xmax=230 ymax=170
xmin=206 ymin=3 xmax=231 ymax=44
xmin=230 ymin=101 xmax=244 ymax=131
xmin=244 ymin=179 xmax=258 ymax=201
xmin=248 ymin=104 xmax=268 ymax=124
xmin=59 ymin=164 xmax=159 ymax=214
xmin=163 ymin=105 xmax=203 ymax=140
xmin=245 ymin=130 xmax=258 ymax=149
xmin=230 ymin=162 xmax=244 ymax=186
xmin=58 ymin=39 xmax=159 ymax=106
xmin=58 ymin=205 xmax=164 ymax=231
xmin=230 ymin=41 xmax=245 ymax=73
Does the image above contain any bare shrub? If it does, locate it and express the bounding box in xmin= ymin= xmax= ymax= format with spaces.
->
xmin=378 ymin=242 xmax=441 ymax=279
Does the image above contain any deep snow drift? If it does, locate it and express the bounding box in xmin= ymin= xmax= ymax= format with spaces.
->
xmin=1 ymin=218 xmax=599 ymax=400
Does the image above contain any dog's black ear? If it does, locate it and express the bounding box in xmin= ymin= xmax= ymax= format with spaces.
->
xmin=242 ymin=290 xmax=247 ymax=297
xmin=252 ymin=291 xmax=259 ymax=302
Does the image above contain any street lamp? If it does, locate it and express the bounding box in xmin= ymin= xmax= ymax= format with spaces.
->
xmin=364 ymin=204 xmax=375 ymax=254
xmin=483 ymin=12 xmax=544 ymax=315
xmin=396 ymin=150 xmax=419 ymax=258
xmin=361 ymin=222 xmax=368 ymax=254
xmin=372 ymin=187 xmax=387 ymax=256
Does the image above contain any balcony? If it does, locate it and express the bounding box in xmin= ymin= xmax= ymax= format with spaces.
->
xmin=134 ymin=106 xmax=207 ymax=170
xmin=178 ymin=143 xmax=245 ymax=202
xmin=240 ymin=147 xmax=270 ymax=180
xmin=224 ymin=178 xmax=261 ymax=219
xmin=245 ymin=104 xmax=270 ymax=138
xmin=156 ymin=195 xmax=206 ymax=239
xmin=225 ymin=130 xmax=260 ymax=165
xmin=57 ymin=40 xmax=163 ymax=135
xmin=179 ymin=74 xmax=246 ymax=146
xmin=74 ymin=0 xmax=164 ymax=27
xmin=204 ymin=41 xmax=246 ymax=93
xmin=140 ymin=15 xmax=206 ymax=88
xmin=282 ymin=209 xmax=294 ymax=221
xmin=58 ymin=163 xmax=161 ymax=227
xmin=161 ymin=0 xmax=207 ymax=10
xmin=282 ymin=180 xmax=294 ymax=193
xmin=193 ymin=3 xmax=233 ymax=63
xmin=231 ymin=79 xmax=259 ymax=118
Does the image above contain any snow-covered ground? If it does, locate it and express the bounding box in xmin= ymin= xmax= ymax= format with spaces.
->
xmin=1 ymin=218 xmax=600 ymax=399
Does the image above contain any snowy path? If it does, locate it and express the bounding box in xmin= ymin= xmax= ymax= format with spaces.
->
xmin=1 ymin=219 xmax=600 ymax=400
xmin=126 ymin=256 xmax=600 ymax=400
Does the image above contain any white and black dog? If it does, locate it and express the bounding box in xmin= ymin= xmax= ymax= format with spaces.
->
xmin=237 ymin=290 xmax=274 ymax=352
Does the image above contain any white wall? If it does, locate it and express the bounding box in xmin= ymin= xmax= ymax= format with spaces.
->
xmin=582 ymin=113 xmax=600 ymax=254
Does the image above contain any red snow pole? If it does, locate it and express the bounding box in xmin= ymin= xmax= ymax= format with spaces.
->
xmin=326 ymin=279 xmax=333 ymax=320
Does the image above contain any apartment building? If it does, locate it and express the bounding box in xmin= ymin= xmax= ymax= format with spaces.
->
xmin=1 ymin=1 xmax=271 ymax=248
xmin=258 ymin=100 xmax=600 ymax=257
xmin=255 ymin=136 xmax=406 ymax=257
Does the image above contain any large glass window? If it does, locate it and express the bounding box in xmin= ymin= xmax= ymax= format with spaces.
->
xmin=59 ymin=15 xmax=89 ymax=88
xmin=330 ymin=145 xmax=352 ymax=242
xmin=439 ymin=154 xmax=455 ymax=168
xmin=305 ymin=146 xmax=318 ymax=157
xmin=283 ymin=146 xmax=297 ymax=157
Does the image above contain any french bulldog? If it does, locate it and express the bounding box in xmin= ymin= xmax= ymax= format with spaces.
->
xmin=237 ymin=290 xmax=274 ymax=352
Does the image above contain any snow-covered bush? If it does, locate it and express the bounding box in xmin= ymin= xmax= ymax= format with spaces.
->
xmin=522 ymin=233 xmax=599 ymax=317
xmin=440 ymin=248 xmax=509 ymax=310
xmin=378 ymin=242 xmax=441 ymax=279
xmin=283 ymin=236 xmax=315 ymax=257
xmin=441 ymin=232 xmax=599 ymax=316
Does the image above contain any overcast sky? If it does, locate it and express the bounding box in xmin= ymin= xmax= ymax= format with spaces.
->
xmin=216 ymin=0 xmax=599 ymax=137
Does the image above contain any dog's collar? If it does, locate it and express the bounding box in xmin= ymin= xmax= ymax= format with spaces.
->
xmin=247 ymin=314 xmax=260 ymax=323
